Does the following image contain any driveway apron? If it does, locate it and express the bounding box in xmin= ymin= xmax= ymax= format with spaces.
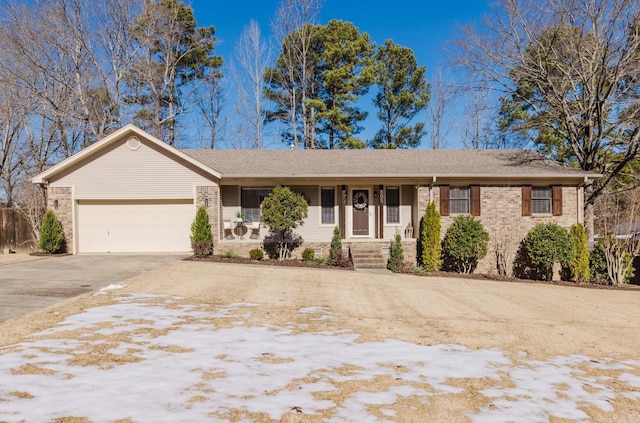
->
xmin=0 ymin=254 xmax=185 ymax=322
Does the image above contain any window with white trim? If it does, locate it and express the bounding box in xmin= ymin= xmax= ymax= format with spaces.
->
xmin=450 ymin=187 xmax=470 ymax=214
xmin=321 ymin=187 xmax=335 ymax=224
xmin=532 ymin=186 xmax=552 ymax=214
xmin=386 ymin=187 xmax=400 ymax=223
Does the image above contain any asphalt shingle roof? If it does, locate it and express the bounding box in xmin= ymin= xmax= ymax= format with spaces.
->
xmin=181 ymin=148 xmax=594 ymax=179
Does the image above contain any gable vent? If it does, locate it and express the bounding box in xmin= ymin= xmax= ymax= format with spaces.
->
xmin=127 ymin=136 xmax=141 ymax=151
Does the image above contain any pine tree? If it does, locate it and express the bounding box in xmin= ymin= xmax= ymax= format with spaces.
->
xmin=191 ymin=206 xmax=213 ymax=257
xmin=38 ymin=209 xmax=65 ymax=254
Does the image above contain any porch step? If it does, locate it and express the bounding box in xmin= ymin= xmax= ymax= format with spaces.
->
xmin=348 ymin=244 xmax=388 ymax=269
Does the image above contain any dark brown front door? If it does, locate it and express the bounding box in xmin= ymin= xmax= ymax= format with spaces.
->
xmin=352 ymin=189 xmax=369 ymax=236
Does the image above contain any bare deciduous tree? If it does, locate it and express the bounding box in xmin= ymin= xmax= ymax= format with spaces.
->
xmin=426 ymin=67 xmax=455 ymax=149
xmin=269 ymin=0 xmax=322 ymax=148
xmin=233 ymin=20 xmax=272 ymax=149
xmin=454 ymin=0 xmax=640 ymax=241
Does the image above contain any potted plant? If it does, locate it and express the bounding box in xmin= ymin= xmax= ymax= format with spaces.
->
xmin=235 ymin=211 xmax=245 ymax=223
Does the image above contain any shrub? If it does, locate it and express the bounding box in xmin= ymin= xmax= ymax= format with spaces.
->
xmin=329 ymin=226 xmax=345 ymax=266
xmin=568 ymin=223 xmax=590 ymax=283
xmin=302 ymin=247 xmax=315 ymax=261
xmin=442 ymin=215 xmax=489 ymax=274
xmin=249 ymin=248 xmax=264 ymax=261
xmin=190 ymin=206 xmax=213 ymax=257
xmin=38 ymin=209 xmax=65 ymax=254
xmin=330 ymin=250 xmax=353 ymax=268
xmin=419 ymin=202 xmax=441 ymax=271
xmin=261 ymin=186 xmax=308 ymax=260
xmin=522 ymin=222 xmax=574 ymax=281
xmin=387 ymin=233 xmax=405 ymax=272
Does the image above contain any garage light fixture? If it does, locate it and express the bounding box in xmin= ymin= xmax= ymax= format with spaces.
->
xmin=204 ymin=198 xmax=209 ymax=208
xmin=54 ymin=199 xmax=59 ymax=209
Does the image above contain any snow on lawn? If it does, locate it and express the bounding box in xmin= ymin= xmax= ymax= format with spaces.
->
xmin=0 ymin=294 xmax=638 ymax=422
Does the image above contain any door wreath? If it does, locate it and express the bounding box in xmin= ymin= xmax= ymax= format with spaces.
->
xmin=353 ymin=191 xmax=368 ymax=210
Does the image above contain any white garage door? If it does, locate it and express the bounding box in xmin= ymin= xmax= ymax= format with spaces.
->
xmin=77 ymin=200 xmax=195 ymax=253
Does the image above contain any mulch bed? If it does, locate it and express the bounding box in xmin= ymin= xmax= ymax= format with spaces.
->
xmin=185 ymin=255 xmax=354 ymax=270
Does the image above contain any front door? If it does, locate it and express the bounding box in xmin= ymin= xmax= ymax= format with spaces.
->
xmin=352 ymin=189 xmax=369 ymax=236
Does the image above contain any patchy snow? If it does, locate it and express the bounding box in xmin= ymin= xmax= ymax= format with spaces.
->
xmin=98 ymin=283 xmax=126 ymax=292
xmin=0 ymin=294 xmax=637 ymax=422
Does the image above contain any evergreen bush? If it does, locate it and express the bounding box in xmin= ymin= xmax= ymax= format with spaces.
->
xmin=387 ymin=233 xmax=405 ymax=272
xmin=249 ymin=248 xmax=264 ymax=261
xmin=190 ymin=206 xmax=213 ymax=257
xmin=442 ymin=215 xmax=489 ymax=274
xmin=522 ymin=222 xmax=574 ymax=280
xmin=329 ymin=226 xmax=346 ymax=266
xmin=420 ymin=202 xmax=441 ymax=271
xmin=302 ymin=247 xmax=315 ymax=261
xmin=38 ymin=209 xmax=65 ymax=254
xmin=568 ymin=223 xmax=590 ymax=283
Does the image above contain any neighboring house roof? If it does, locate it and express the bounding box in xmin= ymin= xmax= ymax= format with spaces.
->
xmin=31 ymin=124 xmax=221 ymax=184
xmin=182 ymin=148 xmax=597 ymax=180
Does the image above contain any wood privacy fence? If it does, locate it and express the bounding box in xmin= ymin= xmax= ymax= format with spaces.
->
xmin=0 ymin=208 xmax=36 ymax=253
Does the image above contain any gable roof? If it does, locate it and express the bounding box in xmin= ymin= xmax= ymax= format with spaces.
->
xmin=182 ymin=148 xmax=597 ymax=180
xmin=32 ymin=124 xmax=221 ymax=184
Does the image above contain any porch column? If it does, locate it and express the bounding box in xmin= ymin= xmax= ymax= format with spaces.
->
xmin=339 ymin=185 xmax=347 ymax=238
xmin=378 ymin=185 xmax=384 ymax=239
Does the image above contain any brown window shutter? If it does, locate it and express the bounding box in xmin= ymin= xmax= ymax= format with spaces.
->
xmin=552 ymin=185 xmax=563 ymax=216
xmin=470 ymin=186 xmax=481 ymax=216
xmin=440 ymin=185 xmax=450 ymax=216
xmin=522 ymin=186 xmax=532 ymax=216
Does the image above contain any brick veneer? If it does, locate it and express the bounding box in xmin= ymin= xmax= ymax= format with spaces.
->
xmin=195 ymin=185 xmax=220 ymax=243
xmin=47 ymin=186 xmax=73 ymax=253
xmin=419 ymin=185 xmax=580 ymax=274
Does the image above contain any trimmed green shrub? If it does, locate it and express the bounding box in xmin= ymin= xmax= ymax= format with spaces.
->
xmin=38 ymin=209 xmax=65 ymax=254
xmin=387 ymin=233 xmax=405 ymax=272
xmin=261 ymin=186 xmax=308 ymax=260
xmin=522 ymin=222 xmax=574 ymax=281
xmin=249 ymin=248 xmax=264 ymax=261
xmin=419 ymin=201 xmax=441 ymax=272
xmin=568 ymin=223 xmax=590 ymax=283
xmin=302 ymin=247 xmax=315 ymax=261
xmin=442 ymin=215 xmax=489 ymax=274
xmin=190 ymin=206 xmax=213 ymax=257
xmin=329 ymin=226 xmax=346 ymax=266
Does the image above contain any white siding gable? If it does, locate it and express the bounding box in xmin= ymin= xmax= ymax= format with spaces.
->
xmin=51 ymin=137 xmax=217 ymax=199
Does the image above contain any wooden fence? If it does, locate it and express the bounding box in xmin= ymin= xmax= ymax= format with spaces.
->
xmin=0 ymin=208 xmax=36 ymax=254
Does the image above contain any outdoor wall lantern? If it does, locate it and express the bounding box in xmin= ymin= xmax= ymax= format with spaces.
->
xmin=54 ymin=199 xmax=58 ymax=209
xmin=204 ymin=198 xmax=209 ymax=208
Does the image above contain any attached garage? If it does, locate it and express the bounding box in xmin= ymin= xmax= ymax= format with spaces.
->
xmin=77 ymin=200 xmax=195 ymax=253
xmin=32 ymin=125 xmax=221 ymax=254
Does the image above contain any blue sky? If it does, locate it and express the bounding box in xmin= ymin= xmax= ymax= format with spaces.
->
xmin=188 ymin=0 xmax=493 ymax=147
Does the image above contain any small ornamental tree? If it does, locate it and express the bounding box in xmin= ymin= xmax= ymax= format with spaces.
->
xmin=261 ymin=186 xmax=308 ymax=260
xmin=387 ymin=233 xmax=405 ymax=272
xmin=38 ymin=209 xmax=65 ymax=254
xmin=420 ymin=201 xmax=441 ymax=272
xmin=442 ymin=215 xmax=489 ymax=274
xmin=523 ymin=222 xmax=575 ymax=281
xmin=190 ymin=206 xmax=213 ymax=257
xmin=329 ymin=226 xmax=345 ymax=265
xmin=568 ymin=223 xmax=590 ymax=284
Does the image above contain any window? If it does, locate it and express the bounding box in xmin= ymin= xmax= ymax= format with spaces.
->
xmin=522 ymin=186 xmax=562 ymax=216
xmin=321 ymin=187 xmax=335 ymax=224
xmin=241 ymin=187 xmax=272 ymax=223
xmin=532 ymin=187 xmax=552 ymax=214
xmin=386 ymin=187 xmax=400 ymax=223
xmin=450 ymin=187 xmax=470 ymax=214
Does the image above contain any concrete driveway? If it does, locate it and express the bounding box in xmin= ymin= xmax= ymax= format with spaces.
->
xmin=0 ymin=254 xmax=186 ymax=322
